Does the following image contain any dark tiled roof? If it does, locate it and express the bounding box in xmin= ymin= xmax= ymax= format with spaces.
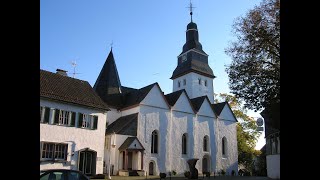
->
xmin=106 ymin=113 xmax=138 ymax=136
xmin=121 ymin=86 xmax=137 ymax=94
xmin=118 ymin=137 xmax=145 ymax=151
xmin=211 ymin=102 xmax=226 ymax=116
xmin=122 ymin=83 xmax=156 ymax=108
xmin=212 ymin=102 xmax=238 ymax=122
xmin=190 ymin=96 xmax=207 ymax=112
xmin=171 ymin=59 xmax=215 ymax=79
xmin=164 ymin=90 xmax=184 ymax=106
xmin=40 ymin=69 xmax=109 ymax=110
xmin=93 ymin=50 xmax=122 ymax=107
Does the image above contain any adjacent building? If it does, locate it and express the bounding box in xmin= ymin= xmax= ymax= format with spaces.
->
xmin=40 ymin=69 xmax=109 ymax=176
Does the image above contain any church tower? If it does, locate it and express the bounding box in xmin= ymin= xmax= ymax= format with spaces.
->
xmin=171 ymin=3 xmax=215 ymax=103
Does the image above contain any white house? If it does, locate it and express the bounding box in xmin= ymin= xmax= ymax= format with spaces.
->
xmin=40 ymin=69 xmax=110 ymax=176
xmin=94 ymin=15 xmax=239 ymax=177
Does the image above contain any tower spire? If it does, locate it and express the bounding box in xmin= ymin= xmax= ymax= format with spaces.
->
xmin=187 ymin=0 xmax=195 ymax=22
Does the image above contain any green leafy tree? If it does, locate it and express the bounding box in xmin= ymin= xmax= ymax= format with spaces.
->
xmin=215 ymin=93 xmax=261 ymax=173
xmin=225 ymin=0 xmax=280 ymax=111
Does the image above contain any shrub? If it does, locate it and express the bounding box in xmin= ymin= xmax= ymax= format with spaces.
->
xmin=184 ymin=171 xmax=190 ymax=178
xmin=172 ymin=170 xmax=177 ymax=176
xmin=231 ymin=170 xmax=235 ymax=176
xmin=160 ymin=172 xmax=166 ymax=179
xmin=221 ymin=169 xmax=226 ymax=176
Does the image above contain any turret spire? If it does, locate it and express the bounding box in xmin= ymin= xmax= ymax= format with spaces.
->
xmin=188 ymin=0 xmax=195 ymax=22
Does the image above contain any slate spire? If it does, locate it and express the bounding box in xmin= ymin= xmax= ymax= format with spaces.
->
xmin=170 ymin=5 xmax=214 ymax=79
xmin=94 ymin=49 xmax=122 ymax=101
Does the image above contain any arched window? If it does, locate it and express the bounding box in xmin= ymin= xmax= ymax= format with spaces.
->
xmin=182 ymin=133 xmax=187 ymax=154
xmin=151 ymin=131 xmax=158 ymax=154
xmin=198 ymin=78 xmax=201 ymax=85
xmin=203 ymin=136 xmax=209 ymax=152
xmin=178 ymin=81 xmax=181 ymax=88
xmin=222 ymin=137 xmax=227 ymax=156
xmin=183 ymin=79 xmax=186 ymax=85
xmin=204 ymin=80 xmax=207 ymax=86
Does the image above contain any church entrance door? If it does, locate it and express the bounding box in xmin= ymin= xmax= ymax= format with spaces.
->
xmin=149 ymin=162 xmax=154 ymax=175
xmin=202 ymin=155 xmax=210 ymax=173
xmin=128 ymin=152 xmax=133 ymax=170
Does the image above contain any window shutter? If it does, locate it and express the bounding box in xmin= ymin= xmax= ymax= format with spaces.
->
xmin=40 ymin=107 xmax=43 ymax=122
xmin=54 ymin=109 xmax=60 ymax=124
xmin=70 ymin=112 xmax=76 ymax=127
xmin=40 ymin=141 xmax=43 ymax=160
xmin=44 ymin=107 xmax=50 ymax=123
xmin=78 ymin=113 xmax=83 ymax=128
xmin=93 ymin=116 xmax=98 ymax=130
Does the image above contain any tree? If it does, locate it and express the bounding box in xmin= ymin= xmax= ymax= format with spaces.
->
xmin=225 ymin=0 xmax=280 ymax=111
xmin=215 ymin=93 xmax=261 ymax=173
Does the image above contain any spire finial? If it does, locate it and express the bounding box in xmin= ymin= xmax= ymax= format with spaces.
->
xmin=187 ymin=0 xmax=195 ymax=22
xmin=110 ymin=40 xmax=113 ymax=50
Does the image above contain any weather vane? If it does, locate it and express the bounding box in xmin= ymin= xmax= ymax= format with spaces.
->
xmin=187 ymin=0 xmax=196 ymax=22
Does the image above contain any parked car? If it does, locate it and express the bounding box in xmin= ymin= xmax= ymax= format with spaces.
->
xmin=40 ymin=169 xmax=90 ymax=180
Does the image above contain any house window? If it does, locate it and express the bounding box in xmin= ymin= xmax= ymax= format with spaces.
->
xmin=198 ymin=78 xmax=201 ymax=85
xmin=183 ymin=79 xmax=186 ymax=85
xmin=82 ymin=114 xmax=91 ymax=128
xmin=40 ymin=106 xmax=50 ymax=123
xmin=178 ymin=81 xmax=181 ymax=88
xmin=222 ymin=137 xmax=227 ymax=156
xmin=54 ymin=109 xmax=76 ymax=126
xmin=151 ymin=130 xmax=158 ymax=154
xmin=204 ymin=80 xmax=207 ymax=86
xmin=203 ymin=136 xmax=209 ymax=152
xmin=40 ymin=142 xmax=68 ymax=161
xmin=59 ymin=110 xmax=70 ymax=125
xmin=182 ymin=133 xmax=187 ymax=154
xmin=78 ymin=113 xmax=98 ymax=130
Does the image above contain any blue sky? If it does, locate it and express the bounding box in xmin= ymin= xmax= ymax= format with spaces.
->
xmin=40 ymin=0 xmax=265 ymax=149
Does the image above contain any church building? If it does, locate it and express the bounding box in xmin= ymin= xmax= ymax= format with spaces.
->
xmin=95 ymin=8 xmax=238 ymax=177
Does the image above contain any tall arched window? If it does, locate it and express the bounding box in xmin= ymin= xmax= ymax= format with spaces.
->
xmin=151 ymin=130 xmax=158 ymax=154
xmin=203 ymin=136 xmax=209 ymax=152
xmin=182 ymin=133 xmax=187 ymax=154
xmin=222 ymin=137 xmax=227 ymax=156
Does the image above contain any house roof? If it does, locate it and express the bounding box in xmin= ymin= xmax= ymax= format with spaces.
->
xmin=105 ymin=113 xmax=138 ymax=136
xmin=40 ymin=69 xmax=109 ymax=111
xmin=118 ymin=137 xmax=145 ymax=151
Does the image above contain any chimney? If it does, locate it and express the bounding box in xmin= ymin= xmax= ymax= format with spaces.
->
xmin=56 ymin=69 xmax=68 ymax=76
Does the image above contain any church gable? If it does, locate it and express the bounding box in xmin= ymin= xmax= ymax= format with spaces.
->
xmin=172 ymin=91 xmax=195 ymax=114
xmin=140 ymin=84 xmax=169 ymax=109
xmin=128 ymin=139 xmax=144 ymax=150
xmin=197 ymin=97 xmax=216 ymax=118
xmin=219 ymin=103 xmax=238 ymax=122
xmin=118 ymin=137 xmax=145 ymax=151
